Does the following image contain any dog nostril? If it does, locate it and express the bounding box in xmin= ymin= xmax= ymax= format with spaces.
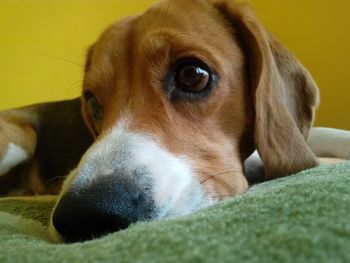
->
xmin=131 ymin=192 xmax=143 ymax=207
xmin=52 ymin=176 xmax=154 ymax=243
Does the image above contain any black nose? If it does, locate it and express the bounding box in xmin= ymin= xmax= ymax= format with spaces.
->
xmin=52 ymin=175 xmax=154 ymax=242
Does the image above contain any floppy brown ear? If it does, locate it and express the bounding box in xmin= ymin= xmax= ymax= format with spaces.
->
xmin=211 ymin=0 xmax=320 ymax=178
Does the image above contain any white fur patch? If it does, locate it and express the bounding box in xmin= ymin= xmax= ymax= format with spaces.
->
xmin=0 ymin=143 xmax=28 ymax=176
xmin=61 ymin=119 xmax=212 ymax=218
xmin=131 ymin=133 xmax=211 ymax=218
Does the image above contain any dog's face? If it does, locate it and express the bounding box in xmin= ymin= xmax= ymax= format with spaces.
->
xmin=50 ymin=0 xmax=319 ymax=242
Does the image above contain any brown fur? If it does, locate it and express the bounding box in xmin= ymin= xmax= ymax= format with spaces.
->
xmin=81 ymin=0 xmax=319 ymax=197
xmin=0 ymin=0 xmax=320 ymax=198
xmin=211 ymin=0 xmax=319 ymax=178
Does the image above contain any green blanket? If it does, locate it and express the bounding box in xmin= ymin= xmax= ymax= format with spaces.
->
xmin=0 ymin=162 xmax=349 ymax=263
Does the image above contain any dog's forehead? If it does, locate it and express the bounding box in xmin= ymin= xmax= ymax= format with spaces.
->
xmin=140 ymin=0 xmax=224 ymax=31
xmin=94 ymin=0 xmax=234 ymax=58
xmin=87 ymin=0 xmax=241 ymax=93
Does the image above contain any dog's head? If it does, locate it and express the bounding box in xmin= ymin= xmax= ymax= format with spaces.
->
xmin=50 ymin=0 xmax=319 ymax=242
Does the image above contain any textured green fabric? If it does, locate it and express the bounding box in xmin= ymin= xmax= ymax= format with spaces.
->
xmin=0 ymin=162 xmax=349 ymax=263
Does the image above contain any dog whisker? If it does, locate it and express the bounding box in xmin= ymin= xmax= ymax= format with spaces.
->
xmin=37 ymin=53 xmax=83 ymax=67
xmin=211 ymin=194 xmax=234 ymax=200
xmin=200 ymin=170 xmax=243 ymax=185
xmin=69 ymin=79 xmax=83 ymax=89
xmin=65 ymin=79 xmax=84 ymax=96
xmin=44 ymin=176 xmax=67 ymax=187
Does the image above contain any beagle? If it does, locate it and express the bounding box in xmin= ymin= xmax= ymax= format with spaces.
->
xmin=0 ymin=0 xmax=349 ymax=243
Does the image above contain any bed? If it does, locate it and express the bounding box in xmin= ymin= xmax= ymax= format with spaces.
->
xmin=0 ymin=161 xmax=349 ymax=262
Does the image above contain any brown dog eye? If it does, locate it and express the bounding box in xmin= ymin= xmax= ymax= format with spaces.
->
xmin=84 ymin=92 xmax=103 ymax=121
xmin=165 ymin=57 xmax=218 ymax=101
xmin=175 ymin=62 xmax=211 ymax=93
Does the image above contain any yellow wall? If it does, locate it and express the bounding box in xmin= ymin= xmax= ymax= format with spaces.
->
xmin=1 ymin=0 xmax=349 ymax=129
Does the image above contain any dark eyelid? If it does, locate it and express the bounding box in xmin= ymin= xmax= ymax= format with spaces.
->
xmin=83 ymin=91 xmax=103 ymax=123
xmin=175 ymin=57 xmax=211 ymax=72
xmin=83 ymin=90 xmax=94 ymax=101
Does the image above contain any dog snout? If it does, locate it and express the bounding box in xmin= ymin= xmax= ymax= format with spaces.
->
xmin=52 ymin=175 xmax=155 ymax=242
